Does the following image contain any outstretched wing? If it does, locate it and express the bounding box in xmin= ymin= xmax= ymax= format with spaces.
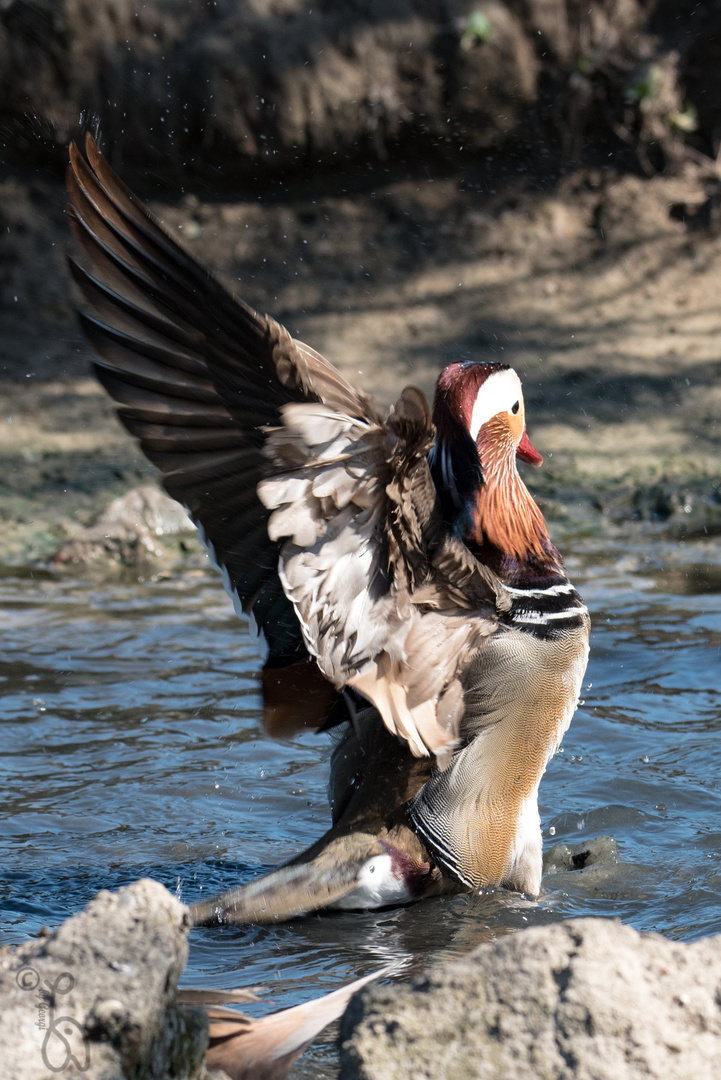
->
xmin=66 ymin=134 xmax=503 ymax=759
xmin=66 ymin=135 xmax=376 ymax=675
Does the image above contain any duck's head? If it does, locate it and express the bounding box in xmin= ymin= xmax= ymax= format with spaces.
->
xmin=431 ymin=362 xmax=550 ymax=562
xmin=433 ymin=361 xmax=542 ymax=467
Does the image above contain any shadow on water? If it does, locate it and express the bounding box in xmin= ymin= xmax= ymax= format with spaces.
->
xmin=1 ymin=526 xmax=720 ymax=1069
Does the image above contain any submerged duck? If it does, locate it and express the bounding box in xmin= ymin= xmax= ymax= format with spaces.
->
xmin=66 ymin=135 xmax=590 ymax=923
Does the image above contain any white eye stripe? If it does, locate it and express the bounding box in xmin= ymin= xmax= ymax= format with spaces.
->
xmin=469 ymin=369 xmax=524 ymax=442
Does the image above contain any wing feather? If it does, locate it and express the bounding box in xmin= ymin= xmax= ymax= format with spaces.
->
xmin=66 ymin=134 xmax=371 ymax=680
xmin=259 ymin=390 xmax=503 ymax=758
xmin=67 ymin=134 xmax=503 ymax=757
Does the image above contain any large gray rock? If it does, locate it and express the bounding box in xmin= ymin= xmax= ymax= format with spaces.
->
xmin=51 ymin=485 xmax=195 ymax=568
xmin=0 ymin=878 xmax=206 ymax=1080
xmin=340 ymin=917 xmax=721 ymax=1080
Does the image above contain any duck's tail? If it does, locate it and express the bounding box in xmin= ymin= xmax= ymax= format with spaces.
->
xmin=179 ymin=967 xmax=390 ymax=1080
xmin=190 ymin=832 xmax=383 ymax=926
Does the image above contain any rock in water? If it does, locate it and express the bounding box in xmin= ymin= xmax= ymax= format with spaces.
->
xmin=0 ymin=878 xmax=206 ymax=1079
xmin=340 ymin=917 xmax=721 ymax=1080
xmin=51 ymin=485 xmax=194 ymax=567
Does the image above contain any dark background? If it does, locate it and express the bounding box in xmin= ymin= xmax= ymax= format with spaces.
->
xmin=0 ymin=1 xmax=720 ymax=561
xmin=2 ymin=1 xmax=720 ymax=183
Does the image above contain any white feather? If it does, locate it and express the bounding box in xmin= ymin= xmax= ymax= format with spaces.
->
xmin=469 ymin=368 xmax=523 ymax=442
xmin=329 ymin=855 xmax=413 ymax=910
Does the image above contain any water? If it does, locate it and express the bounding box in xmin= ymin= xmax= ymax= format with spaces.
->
xmin=1 ymin=528 xmax=720 ymax=1073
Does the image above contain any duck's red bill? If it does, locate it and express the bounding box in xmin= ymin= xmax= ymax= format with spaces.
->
xmin=516 ymin=430 xmax=543 ymax=466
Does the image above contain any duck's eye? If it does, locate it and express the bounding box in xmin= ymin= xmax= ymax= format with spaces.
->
xmin=511 ymin=401 xmax=520 ymax=415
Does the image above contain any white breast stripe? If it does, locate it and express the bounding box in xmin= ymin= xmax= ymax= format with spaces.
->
xmin=512 ymin=607 xmax=588 ymax=625
xmin=505 ymin=583 xmax=575 ymax=598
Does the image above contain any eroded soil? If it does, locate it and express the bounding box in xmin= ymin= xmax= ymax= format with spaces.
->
xmin=1 ymin=156 xmax=720 ymax=564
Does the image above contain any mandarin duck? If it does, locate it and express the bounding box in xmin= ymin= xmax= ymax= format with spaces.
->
xmin=66 ymin=135 xmax=589 ymax=923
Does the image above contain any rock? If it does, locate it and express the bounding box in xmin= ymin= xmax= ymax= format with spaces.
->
xmin=0 ymin=878 xmax=207 ymax=1080
xmin=339 ymin=917 xmax=721 ymax=1080
xmin=543 ymin=834 xmax=620 ymax=874
xmin=52 ymin=485 xmax=194 ymax=567
xmin=593 ymin=479 xmax=721 ymax=540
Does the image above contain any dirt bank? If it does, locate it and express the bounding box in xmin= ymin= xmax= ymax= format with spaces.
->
xmin=1 ymin=147 xmax=720 ymax=565
xmin=1 ymin=1 xmax=720 ymax=565
xmin=0 ymin=0 xmax=685 ymax=179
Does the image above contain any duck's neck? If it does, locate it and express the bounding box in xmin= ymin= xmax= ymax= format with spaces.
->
xmin=467 ymin=421 xmax=565 ymax=588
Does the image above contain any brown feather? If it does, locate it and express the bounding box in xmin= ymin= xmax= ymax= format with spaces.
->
xmin=198 ymin=968 xmax=388 ymax=1080
xmin=67 ymin=135 xmax=512 ymax=765
xmin=261 ymin=660 xmax=339 ymax=737
xmin=471 ymin=416 xmax=551 ymax=561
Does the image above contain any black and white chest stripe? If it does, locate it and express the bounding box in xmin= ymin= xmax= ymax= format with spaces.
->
xmin=502 ymin=580 xmax=588 ymax=639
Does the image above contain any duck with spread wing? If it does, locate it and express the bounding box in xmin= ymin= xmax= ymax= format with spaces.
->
xmin=65 ymin=135 xmax=590 ymax=924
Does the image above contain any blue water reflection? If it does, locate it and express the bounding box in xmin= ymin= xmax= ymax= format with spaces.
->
xmin=1 ymin=532 xmax=720 ymax=1057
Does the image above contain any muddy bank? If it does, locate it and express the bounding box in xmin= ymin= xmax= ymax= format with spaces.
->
xmin=0 ymin=150 xmax=720 ymax=566
xmin=2 ymin=0 xmax=709 ymax=181
xmin=0 ymin=2 xmax=720 ymax=565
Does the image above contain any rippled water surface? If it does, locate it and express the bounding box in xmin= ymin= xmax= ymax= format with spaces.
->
xmin=1 ymin=529 xmax=720 ymax=1073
